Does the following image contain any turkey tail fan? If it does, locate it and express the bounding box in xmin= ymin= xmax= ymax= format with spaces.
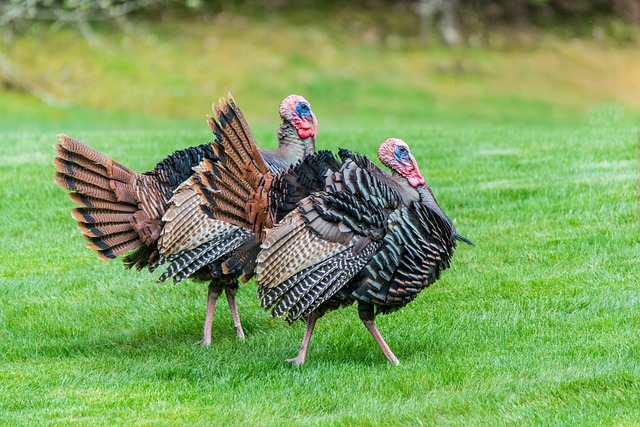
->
xmin=196 ymin=96 xmax=340 ymax=237
xmin=195 ymin=149 xmax=343 ymax=238
xmin=54 ymin=134 xmax=142 ymax=260
xmin=192 ymin=159 xmax=263 ymax=232
xmin=123 ymin=245 xmax=159 ymax=270
xmin=195 ymin=95 xmax=276 ymax=236
xmin=207 ymin=93 xmax=270 ymax=184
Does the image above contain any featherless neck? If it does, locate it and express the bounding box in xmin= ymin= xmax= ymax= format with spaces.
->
xmin=276 ymin=121 xmax=316 ymax=158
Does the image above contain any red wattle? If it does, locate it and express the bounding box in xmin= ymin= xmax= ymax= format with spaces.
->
xmin=297 ymin=127 xmax=315 ymax=139
xmin=407 ymin=175 xmax=426 ymax=187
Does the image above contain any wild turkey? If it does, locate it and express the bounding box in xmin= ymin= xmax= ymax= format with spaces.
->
xmin=53 ymin=93 xmax=318 ymax=345
xmin=151 ymin=94 xmax=318 ymax=344
xmin=195 ymin=137 xmax=472 ymax=365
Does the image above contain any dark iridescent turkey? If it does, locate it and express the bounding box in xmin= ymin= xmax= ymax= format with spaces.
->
xmin=195 ymin=137 xmax=472 ymax=365
xmin=53 ymin=93 xmax=318 ymax=345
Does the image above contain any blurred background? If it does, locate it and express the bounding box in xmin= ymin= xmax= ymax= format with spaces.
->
xmin=1 ymin=0 xmax=639 ymax=132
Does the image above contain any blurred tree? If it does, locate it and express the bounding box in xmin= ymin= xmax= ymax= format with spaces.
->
xmin=0 ymin=0 xmax=203 ymax=42
xmin=415 ymin=0 xmax=461 ymax=45
xmin=0 ymin=0 xmax=638 ymax=45
xmin=1 ymin=0 xmax=638 ymax=35
xmin=0 ymin=0 xmax=203 ymax=103
xmin=461 ymin=0 xmax=640 ymax=25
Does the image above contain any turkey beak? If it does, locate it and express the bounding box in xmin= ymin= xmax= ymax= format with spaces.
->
xmin=309 ymin=113 xmax=318 ymax=137
xmin=407 ymin=154 xmax=426 ymax=186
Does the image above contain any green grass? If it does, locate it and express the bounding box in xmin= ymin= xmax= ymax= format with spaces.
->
xmin=1 ymin=14 xmax=640 ymax=426
xmin=1 ymin=113 xmax=639 ymax=425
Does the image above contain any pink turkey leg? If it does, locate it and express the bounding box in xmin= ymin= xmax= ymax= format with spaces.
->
xmin=198 ymin=284 xmax=223 ymax=346
xmin=361 ymin=319 xmax=400 ymax=365
xmin=286 ymin=311 xmax=320 ymax=366
xmin=225 ymin=287 xmax=245 ymax=340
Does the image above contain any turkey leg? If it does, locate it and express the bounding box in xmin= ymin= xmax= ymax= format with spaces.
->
xmin=198 ymin=283 xmax=223 ymax=346
xmin=358 ymin=303 xmax=399 ymax=365
xmin=286 ymin=310 xmax=321 ymax=366
xmin=224 ymin=286 xmax=245 ymax=340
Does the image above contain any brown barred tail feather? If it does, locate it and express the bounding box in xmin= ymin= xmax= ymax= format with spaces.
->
xmin=194 ymin=94 xmax=276 ymax=236
xmin=54 ymin=134 xmax=142 ymax=260
xmin=207 ymin=94 xmax=269 ymax=182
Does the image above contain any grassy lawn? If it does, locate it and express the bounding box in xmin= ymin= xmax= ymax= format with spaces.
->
xmin=1 ymin=16 xmax=639 ymax=426
xmin=2 ymin=119 xmax=638 ymax=425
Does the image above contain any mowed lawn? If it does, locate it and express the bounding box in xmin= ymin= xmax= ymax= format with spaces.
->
xmin=0 ymin=111 xmax=639 ymax=425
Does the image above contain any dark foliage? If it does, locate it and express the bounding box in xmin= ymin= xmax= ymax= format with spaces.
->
xmin=1 ymin=0 xmax=638 ymax=30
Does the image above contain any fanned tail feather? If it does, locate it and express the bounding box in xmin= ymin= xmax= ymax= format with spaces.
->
xmin=194 ymin=159 xmax=257 ymax=230
xmin=194 ymin=94 xmax=275 ymax=235
xmin=207 ymin=94 xmax=269 ymax=183
xmin=54 ymin=134 xmax=142 ymax=260
xmin=123 ymin=245 xmax=161 ymax=271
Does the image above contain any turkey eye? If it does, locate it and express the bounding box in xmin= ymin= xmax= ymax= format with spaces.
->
xmin=296 ymin=102 xmax=310 ymax=116
xmin=394 ymin=145 xmax=410 ymax=161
